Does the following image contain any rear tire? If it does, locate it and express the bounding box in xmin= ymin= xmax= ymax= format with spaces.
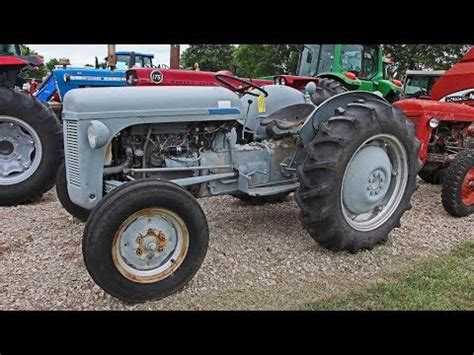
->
xmin=311 ymin=78 xmax=348 ymax=106
xmin=418 ymin=164 xmax=445 ymax=184
xmin=295 ymin=97 xmax=420 ymax=252
xmin=56 ymin=160 xmax=90 ymax=222
xmin=0 ymin=88 xmax=63 ymax=205
xmin=83 ymin=179 xmax=209 ymax=303
xmin=441 ymin=149 xmax=474 ymax=217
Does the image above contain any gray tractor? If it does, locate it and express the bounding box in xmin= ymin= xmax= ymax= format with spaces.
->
xmin=58 ymin=74 xmax=420 ymax=303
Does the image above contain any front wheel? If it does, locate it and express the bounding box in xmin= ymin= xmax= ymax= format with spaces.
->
xmin=295 ymin=97 xmax=420 ymax=252
xmin=56 ymin=160 xmax=90 ymax=222
xmin=82 ymin=179 xmax=209 ymax=303
xmin=441 ymin=149 xmax=474 ymax=217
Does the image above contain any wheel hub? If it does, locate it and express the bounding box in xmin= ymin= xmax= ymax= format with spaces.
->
xmin=0 ymin=140 xmax=14 ymax=156
xmin=0 ymin=118 xmax=40 ymax=183
xmin=343 ymin=145 xmax=392 ymax=215
xmin=461 ymin=168 xmax=474 ymax=205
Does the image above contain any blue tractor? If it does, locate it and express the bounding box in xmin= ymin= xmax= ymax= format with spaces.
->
xmin=0 ymin=46 xmax=155 ymax=206
xmin=34 ymin=51 xmax=156 ymax=115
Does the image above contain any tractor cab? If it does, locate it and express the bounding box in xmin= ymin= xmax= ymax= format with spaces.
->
xmin=402 ymin=70 xmax=445 ymax=99
xmin=113 ymin=51 xmax=155 ymax=70
xmin=293 ymin=44 xmax=403 ymax=100
xmin=298 ymin=44 xmax=382 ymax=85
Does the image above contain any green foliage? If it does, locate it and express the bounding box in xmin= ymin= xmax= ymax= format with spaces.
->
xmin=304 ymin=242 xmax=474 ymax=310
xmin=232 ymin=44 xmax=301 ymax=77
xmin=18 ymin=45 xmax=49 ymax=80
xmin=383 ymin=44 xmax=470 ymax=79
xmin=84 ymin=64 xmax=94 ymax=67
xmin=180 ymin=45 xmax=235 ymax=72
xmin=46 ymin=58 xmax=60 ymax=71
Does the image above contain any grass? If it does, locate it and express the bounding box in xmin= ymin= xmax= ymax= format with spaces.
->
xmin=305 ymin=241 xmax=474 ymax=310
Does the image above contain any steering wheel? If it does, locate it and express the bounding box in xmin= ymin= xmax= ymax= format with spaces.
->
xmin=215 ymin=73 xmax=268 ymax=97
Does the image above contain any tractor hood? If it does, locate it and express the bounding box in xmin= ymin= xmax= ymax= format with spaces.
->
xmin=62 ymin=86 xmax=244 ymax=122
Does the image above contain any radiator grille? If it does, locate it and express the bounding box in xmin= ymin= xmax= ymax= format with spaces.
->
xmin=65 ymin=120 xmax=81 ymax=187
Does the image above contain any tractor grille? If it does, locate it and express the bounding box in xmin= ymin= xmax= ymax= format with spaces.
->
xmin=65 ymin=120 xmax=81 ymax=187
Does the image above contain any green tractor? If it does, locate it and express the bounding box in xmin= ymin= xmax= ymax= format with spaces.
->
xmin=276 ymin=44 xmax=403 ymax=103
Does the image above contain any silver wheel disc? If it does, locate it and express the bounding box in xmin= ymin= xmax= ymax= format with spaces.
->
xmin=112 ymin=208 xmax=189 ymax=283
xmin=0 ymin=116 xmax=43 ymax=185
xmin=341 ymin=134 xmax=409 ymax=231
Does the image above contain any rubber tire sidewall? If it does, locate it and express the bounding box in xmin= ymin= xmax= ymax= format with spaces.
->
xmin=83 ymin=179 xmax=209 ymax=303
xmin=0 ymin=88 xmax=63 ymax=205
xmin=56 ymin=160 xmax=91 ymax=222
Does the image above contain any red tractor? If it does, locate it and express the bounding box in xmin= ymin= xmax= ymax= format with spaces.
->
xmin=0 ymin=45 xmax=63 ymax=206
xmin=395 ymin=48 xmax=474 ymax=217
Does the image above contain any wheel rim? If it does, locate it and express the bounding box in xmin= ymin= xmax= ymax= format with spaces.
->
xmin=341 ymin=134 xmax=409 ymax=231
xmin=0 ymin=116 xmax=43 ymax=185
xmin=461 ymin=168 xmax=474 ymax=206
xmin=112 ymin=208 xmax=189 ymax=283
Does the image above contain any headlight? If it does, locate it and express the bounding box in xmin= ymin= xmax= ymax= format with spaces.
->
xmin=429 ymin=118 xmax=440 ymax=128
xmin=87 ymin=121 xmax=110 ymax=149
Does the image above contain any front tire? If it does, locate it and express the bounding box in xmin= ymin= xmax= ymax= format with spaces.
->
xmin=83 ymin=179 xmax=209 ymax=303
xmin=441 ymin=149 xmax=474 ymax=217
xmin=295 ymin=97 xmax=420 ymax=252
xmin=56 ymin=160 xmax=90 ymax=222
xmin=0 ymin=88 xmax=63 ymax=205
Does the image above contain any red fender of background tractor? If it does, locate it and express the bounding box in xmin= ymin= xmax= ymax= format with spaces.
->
xmin=394 ymin=99 xmax=474 ymax=162
xmin=430 ymin=47 xmax=474 ymax=103
xmin=0 ymin=56 xmax=30 ymax=66
xmin=127 ymin=68 xmax=273 ymax=88
xmin=274 ymin=75 xmax=320 ymax=90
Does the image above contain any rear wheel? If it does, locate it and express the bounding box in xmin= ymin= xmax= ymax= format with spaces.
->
xmin=295 ymin=97 xmax=420 ymax=252
xmin=83 ymin=179 xmax=209 ymax=303
xmin=310 ymin=78 xmax=348 ymax=106
xmin=0 ymin=88 xmax=63 ymax=205
xmin=441 ymin=149 xmax=474 ymax=217
xmin=418 ymin=163 xmax=445 ymax=184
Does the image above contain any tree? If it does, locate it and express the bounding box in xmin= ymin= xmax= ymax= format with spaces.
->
xmin=180 ymin=45 xmax=235 ymax=72
xmin=18 ymin=45 xmax=49 ymax=80
xmin=46 ymin=58 xmax=60 ymax=71
xmin=383 ymin=44 xmax=470 ymax=79
xmin=232 ymin=44 xmax=301 ymax=78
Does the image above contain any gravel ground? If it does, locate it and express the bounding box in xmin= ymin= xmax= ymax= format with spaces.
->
xmin=0 ymin=179 xmax=473 ymax=310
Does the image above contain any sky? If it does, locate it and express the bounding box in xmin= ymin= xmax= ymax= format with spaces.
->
xmin=26 ymin=45 xmax=189 ymax=67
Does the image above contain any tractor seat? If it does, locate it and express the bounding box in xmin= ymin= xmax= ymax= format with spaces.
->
xmin=260 ymin=103 xmax=315 ymax=130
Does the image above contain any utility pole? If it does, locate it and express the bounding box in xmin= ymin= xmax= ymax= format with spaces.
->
xmin=170 ymin=44 xmax=180 ymax=69
xmin=107 ymin=44 xmax=117 ymax=70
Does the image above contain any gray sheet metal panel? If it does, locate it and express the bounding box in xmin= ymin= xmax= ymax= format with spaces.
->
xmin=62 ymin=85 xmax=245 ymax=121
xmin=298 ymin=91 xmax=388 ymax=144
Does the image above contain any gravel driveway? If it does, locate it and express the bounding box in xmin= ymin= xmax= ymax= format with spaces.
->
xmin=0 ymin=179 xmax=472 ymax=310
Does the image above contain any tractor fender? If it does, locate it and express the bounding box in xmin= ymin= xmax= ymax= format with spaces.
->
xmin=298 ymin=90 xmax=387 ymax=145
xmin=376 ymin=79 xmax=403 ymax=96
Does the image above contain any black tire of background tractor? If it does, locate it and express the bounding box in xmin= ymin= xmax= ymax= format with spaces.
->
xmin=310 ymin=78 xmax=348 ymax=106
xmin=56 ymin=160 xmax=90 ymax=222
xmin=385 ymin=91 xmax=401 ymax=103
xmin=232 ymin=192 xmax=290 ymax=205
xmin=295 ymin=98 xmax=420 ymax=253
xmin=418 ymin=165 xmax=445 ymax=185
xmin=441 ymin=149 xmax=474 ymax=217
xmin=0 ymin=88 xmax=63 ymax=206
xmin=83 ymin=179 xmax=209 ymax=303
